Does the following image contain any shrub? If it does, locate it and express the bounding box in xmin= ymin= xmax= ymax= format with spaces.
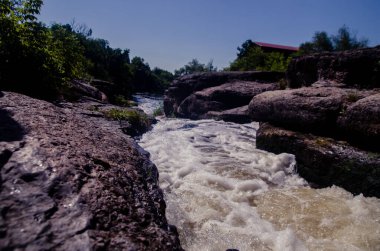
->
xmin=103 ymin=108 xmax=149 ymax=125
xmin=153 ymin=106 xmax=164 ymax=117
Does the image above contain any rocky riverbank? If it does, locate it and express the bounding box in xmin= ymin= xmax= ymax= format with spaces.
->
xmin=164 ymin=71 xmax=284 ymax=122
xmin=0 ymin=92 xmax=182 ymax=250
xmin=164 ymin=46 xmax=380 ymax=197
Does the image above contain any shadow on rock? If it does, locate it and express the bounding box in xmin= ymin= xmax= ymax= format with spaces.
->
xmin=0 ymin=109 xmax=25 ymax=142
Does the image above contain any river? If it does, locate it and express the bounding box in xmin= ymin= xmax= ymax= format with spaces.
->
xmin=134 ymin=94 xmax=380 ymax=251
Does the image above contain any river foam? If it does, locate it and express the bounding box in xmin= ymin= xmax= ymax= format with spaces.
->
xmin=139 ymin=102 xmax=380 ymax=251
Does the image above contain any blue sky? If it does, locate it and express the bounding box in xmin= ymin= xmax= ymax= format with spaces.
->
xmin=39 ymin=0 xmax=380 ymax=72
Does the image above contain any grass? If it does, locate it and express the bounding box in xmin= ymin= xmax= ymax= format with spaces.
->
xmin=346 ymin=92 xmax=360 ymax=103
xmin=153 ymin=106 xmax=164 ymax=117
xmin=102 ymin=108 xmax=150 ymax=130
xmin=113 ymin=95 xmax=137 ymax=107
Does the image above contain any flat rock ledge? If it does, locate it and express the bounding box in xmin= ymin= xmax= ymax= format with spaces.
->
xmin=257 ymin=123 xmax=380 ymax=197
xmin=249 ymin=87 xmax=380 ymax=151
xmin=0 ymin=92 xmax=182 ymax=250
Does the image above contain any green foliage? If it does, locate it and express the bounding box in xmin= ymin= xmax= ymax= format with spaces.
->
xmin=152 ymin=106 xmax=164 ymax=117
xmin=174 ymin=59 xmax=217 ymax=77
xmin=152 ymin=67 xmax=174 ymax=90
xmin=0 ymin=0 xmax=173 ymax=100
xmin=0 ymin=0 xmax=89 ymax=99
xmin=332 ymin=25 xmax=368 ymax=51
xmin=103 ymin=108 xmax=149 ymax=129
xmin=113 ymin=95 xmax=137 ymax=107
xmin=299 ymin=26 xmax=368 ymax=54
xmin=230 ymin=41 xmax=291 ymax=72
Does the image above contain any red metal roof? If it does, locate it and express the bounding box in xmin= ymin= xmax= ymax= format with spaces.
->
xmin=254 ymin=42 xmax=299 ymax=51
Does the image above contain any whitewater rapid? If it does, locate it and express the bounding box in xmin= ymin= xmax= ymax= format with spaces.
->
xmin=136 ymin=96 xmax=380 ymax=251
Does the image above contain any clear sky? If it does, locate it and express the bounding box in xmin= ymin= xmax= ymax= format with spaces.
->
xmin=39 ymin=0 xmax=380 ymax=72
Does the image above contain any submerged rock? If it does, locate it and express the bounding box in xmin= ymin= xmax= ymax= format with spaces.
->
xmin=0 ymin=92 xmax=182 ymax=250
xmin=256 ymin=123 xmax=380 ymax=197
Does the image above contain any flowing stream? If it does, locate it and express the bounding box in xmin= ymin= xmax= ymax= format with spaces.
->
xmin=135 ymin=95 xmax=380 ymax=251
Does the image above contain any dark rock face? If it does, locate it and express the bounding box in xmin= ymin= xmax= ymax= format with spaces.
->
xmin=256 ymin=123 xmax=380 ymax=197
xmin=178 ymin=82 xmax=279 ymax=119
xmin=0 ymin=92 xmax=182 ymax=250
xmin=164 ymin=71 xmax=284 ymax=122
xmin=249 ymin=87 xmax=379 ymax=147
xmin=205 ymin=106 xmax=251 ymax=123
xmin=71 ymin=80 xmax=108 ymax=102
xmin=287 ymin=46 xmax=380 ymax=89
xmin=249 ymin=48 xmax=380 ymax=196
xmin=338 ymin=94 xmax=380 ymax=151
xmin=249 ymin=87 xmax=348 ymax=135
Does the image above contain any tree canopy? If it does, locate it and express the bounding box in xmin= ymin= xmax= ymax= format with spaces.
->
xmin=229 ymin=40 xmax=292 ymax=72
xmin=299 ymin=25 xmax=368 ymax=54
xmin=174 ymin=59 xmax=217 ymax=77
xmin=0 ymin=0 xmax=173 ymax=100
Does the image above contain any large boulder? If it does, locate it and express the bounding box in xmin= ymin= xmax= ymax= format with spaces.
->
xmin=256 ymin=123 xmax=380 ymax=197
xmin=0 ymin=92 xmax=182 ymax=250
xmin=164 ymin=71 xmax=284 ymax=119
xmin=338 ymin=93 xmax=380 ymax=151
xmin=249 ymin=87 xmax=379 ymax=148
xmin=71 ymin=80 xmax=108 ymax=102
xmin=177 ymin=81 xmax=279 ymax=120
xmin=205 ymin=105 xmax=251 ymax=123
xmin=287 ymin=46 xmax=380 ymax=89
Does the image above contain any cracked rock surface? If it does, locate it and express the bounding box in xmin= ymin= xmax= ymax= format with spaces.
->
xmin=0 ymin=92 xmax=182 ymax=250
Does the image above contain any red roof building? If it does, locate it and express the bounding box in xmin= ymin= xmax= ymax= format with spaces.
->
xmin=253 ymin=42 xmax=299 ymax=55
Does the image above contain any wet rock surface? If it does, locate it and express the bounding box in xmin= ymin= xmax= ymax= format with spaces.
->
xmin=164 ymin=71 xmax=283 ymax=122
xmin=205 ymin=105 xmax=251 ymax=123
xmin=0 ymin=92 xmax=182 ymax=250
xmin=256 ymin=123 xmax=380 ymax=197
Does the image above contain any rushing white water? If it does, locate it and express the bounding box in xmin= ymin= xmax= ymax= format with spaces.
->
xmin=137 ymin=96 xmax=380 ymax=251
xmin=133 ymin=93 xmax=163 ymax=115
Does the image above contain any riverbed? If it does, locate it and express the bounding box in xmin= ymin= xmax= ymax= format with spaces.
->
xmin=135 ymin=95 xmax=380 ymax=251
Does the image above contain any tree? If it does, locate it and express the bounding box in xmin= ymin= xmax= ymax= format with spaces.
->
xmin=300 ymin=31 xmax=334 ymax=54
xmin=230 ymin=46 xmax=266 ymax=71
xmin=0 ymin=0 xmax=72 ymax=98
xmin=152 ymin=68 xmax=174 ymax=89
xmin=237 ymin=39 xmax=255 ymax=58
xmin=229 ymin=42 xmax=291 ymax=72
xmin=299 ymin=26 xmax=368 ymax=55
xmin=174 ymin=59 xmax=216 ymax=77
xmin=332 ymin=25 xmax=368 ymax=51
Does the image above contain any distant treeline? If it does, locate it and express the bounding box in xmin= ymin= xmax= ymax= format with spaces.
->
xmin=172 ymin=26 xmax=370 ymax=77
xmin=0 ymin=0 xmax=173 ymax=101
xmin=227 ymin=25 xmax=369 ymax=72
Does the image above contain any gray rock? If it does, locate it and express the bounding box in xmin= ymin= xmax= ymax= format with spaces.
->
xmin=177 ymin=81 xmax=279 ymax=120
xmin=287 ymin=46 xmax=380 ymax=89
xmin=164 ymin=71 xmax=284 ymax=117
xmin=0 ymin=92 xmax=182 ymax=250
xmin=71 ymin=80 xmax=108 ymax=102
xmin=204 ymin=106 xmax=251 ymax=124
xmin=256 ymin=123 xmax=380 ymax=197
xmin=338 ymin=93 xmax=380 ymax=151
xmin=249 ymin=87 xmax=379 ymax=139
